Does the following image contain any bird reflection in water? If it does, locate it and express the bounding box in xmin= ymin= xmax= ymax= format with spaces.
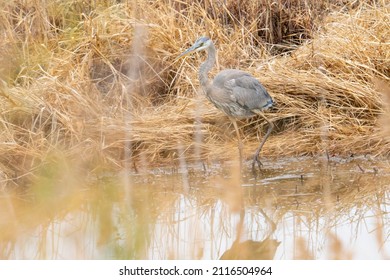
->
xmin=220 ymin=238 xmax=281 ymax=260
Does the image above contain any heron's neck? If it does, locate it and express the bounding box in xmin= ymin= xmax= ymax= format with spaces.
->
xmin=199 ymin=42 xmax=216 ymax=89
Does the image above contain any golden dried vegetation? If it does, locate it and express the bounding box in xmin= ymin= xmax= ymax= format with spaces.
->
xmin=0 ymin=0 xmax=389 ymax=186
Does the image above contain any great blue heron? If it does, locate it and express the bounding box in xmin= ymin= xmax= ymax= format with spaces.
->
xmin=178 ymin=36 xmax=274 ymax=171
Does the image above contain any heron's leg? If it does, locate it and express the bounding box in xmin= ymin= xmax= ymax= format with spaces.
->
xmin=252 ymin=113 xmax=274 ymax=173
xmin=230 ymin=118 xmax=243 ymax=163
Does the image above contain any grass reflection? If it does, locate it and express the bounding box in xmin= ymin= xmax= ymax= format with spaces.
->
xmin=0 ymin=157 xmax=389 ymax=259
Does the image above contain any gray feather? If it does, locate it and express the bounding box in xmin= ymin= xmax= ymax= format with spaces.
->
xmin=212 ymin=69 xmax=273 ymax=114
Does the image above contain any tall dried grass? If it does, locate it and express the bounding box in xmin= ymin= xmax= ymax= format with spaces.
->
xmin=0 ymin=0 xmax=389 ymax=186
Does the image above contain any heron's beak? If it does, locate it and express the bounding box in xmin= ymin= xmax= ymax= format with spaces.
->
xmin=176 ymin=44 xmax=198 ymax=59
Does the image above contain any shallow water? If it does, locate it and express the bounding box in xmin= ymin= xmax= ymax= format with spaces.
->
xmin=1 ymin=157 xmax=389 ymax=259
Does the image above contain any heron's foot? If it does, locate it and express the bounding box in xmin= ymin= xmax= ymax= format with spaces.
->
xmin=251 ymin=154 xmax=263 ymax=174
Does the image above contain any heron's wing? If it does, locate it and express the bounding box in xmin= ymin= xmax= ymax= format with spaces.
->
xmin=222 ymin=72 xmax=273 ymax=111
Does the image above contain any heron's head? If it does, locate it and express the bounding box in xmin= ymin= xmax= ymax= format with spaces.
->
xmin=177 ymin=36 xmax=212 ymax=58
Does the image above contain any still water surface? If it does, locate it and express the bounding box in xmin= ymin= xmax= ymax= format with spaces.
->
xmin=1 ymin=157 xmax=389 ymax=259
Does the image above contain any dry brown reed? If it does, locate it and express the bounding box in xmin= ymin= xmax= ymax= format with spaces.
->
xmin=0 ymin=0 xmax=389 ymax=186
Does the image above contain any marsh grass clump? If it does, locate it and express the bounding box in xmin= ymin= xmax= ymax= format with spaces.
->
xmin=0 ymin=0 xmax=389 ymax=186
